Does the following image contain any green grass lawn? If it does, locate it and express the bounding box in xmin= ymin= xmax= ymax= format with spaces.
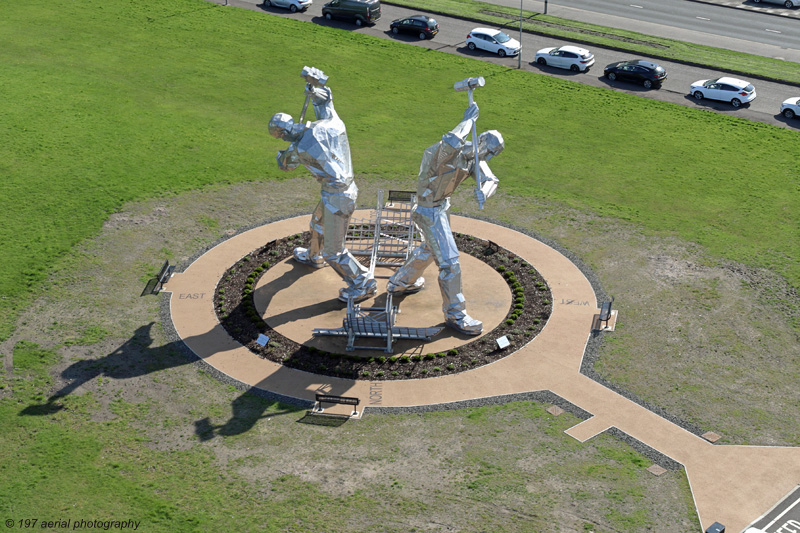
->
xmin=2 ymin=0 xmax=798 ymax=342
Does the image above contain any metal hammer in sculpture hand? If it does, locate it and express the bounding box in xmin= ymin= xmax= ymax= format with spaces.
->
xmin=454 ymin=76 xmax=486 ymax=209
xmin=299 ymin=66 xmax=329 ymax=123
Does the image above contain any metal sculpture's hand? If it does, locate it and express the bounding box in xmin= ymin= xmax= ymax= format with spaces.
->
xmin=305 ymin=84 xmax=331 ymax=106
xmin=474 ymin=187 xmax=487 ymax=208
xmin=277 ymin=146 xmax=300 ymax=171
xmin=463 ymin=102 xmax=479 ymax=122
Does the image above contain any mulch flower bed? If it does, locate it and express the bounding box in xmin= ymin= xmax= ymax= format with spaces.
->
xmin=214 ymin=232 xmax=552 ymax=380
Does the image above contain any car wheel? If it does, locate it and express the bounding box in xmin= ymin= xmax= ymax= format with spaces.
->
xmin=263 ymin=0 xmax=271 ymax=6
xmin=419 ymin=32 xmax=427 ymax=40
xmin=537 ymin=57 xmax=546 ymax=66
xmin=607 ymin=72 xmax=616 ymax=81
xmin=783 ymin=108 xmax=796 ymax=119
xmin=391 ymin=26 xmax=398 ymax=34
xmin=290 ymin=4 xmax=297 ymax=12
xmin=753 ymin=0 xmax=761 ymax=2
xmin=498 ymin=49 xmax=507 ymax=58
xmin=643 ymin=79 xmax=653 ymax=89
xmin=693 ymin=91 xmax=704 ymax=100
xmin=324 ymin=12 xmax=332 ymax=20
xmin=785 ymin=0 xmax=793 ymax=7
xmin=570 ymin=64 xmax=580 ymax=72
xmin=355 ymin=18 xmax=363 ymax=26
xmin=731 ymin=98 xmax=742 ymax=108
xmin=468 ymin=42 xmax=477 ymax=51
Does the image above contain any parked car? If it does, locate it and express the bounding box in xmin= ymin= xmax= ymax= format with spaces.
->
xmin=390 ymin=15 xmax=439 ymax=40
xmin=752 ymin=0 xmax=799 ymax=7
xmin=465 ymin=28 xmax=520 ymax=57
xmin=603 ymin=59 xmax=667 ymax=89
xmin=780 ymin=97 xmax=800 ymax=119
xmin=535 ymin=45 xmax=595 ymax=72
xmin=262 ymin=0 xmax=311 ymax=12
xmin=689 ymin=77 xmax=757 ymax=108
xmin=322 ymin=0 xmax=381 ymax=26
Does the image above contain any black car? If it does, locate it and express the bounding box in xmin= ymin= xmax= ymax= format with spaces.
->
xmin=603 ymin=60 xmax=667 ymax=89
xmin=390 ymin=15 xmax=439 ymax=40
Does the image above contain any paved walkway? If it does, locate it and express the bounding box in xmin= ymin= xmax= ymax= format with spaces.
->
xmin=164 ymin=214 xmax=800 ymax=532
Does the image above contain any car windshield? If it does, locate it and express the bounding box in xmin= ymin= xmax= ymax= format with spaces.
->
xmin=704 ymin=79 xmax=720 ymax=87
xmin=654 ymin=66 xmax=665 ymax=73
xmin=580 ymin=52 xmax=592 ymax=59
xmin=494 ymin=32 xmax=512 ymax=43
xmin=744 ymin=84 xmax=754 ymax=92
xmin=428 ymin=18 xmax=437 ymax=25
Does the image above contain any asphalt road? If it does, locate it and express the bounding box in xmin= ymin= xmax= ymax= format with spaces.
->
xmin=516 ymin=0 xmax=800 ymax=50
xmin=225 ymin=0 xmax=800 ymax=129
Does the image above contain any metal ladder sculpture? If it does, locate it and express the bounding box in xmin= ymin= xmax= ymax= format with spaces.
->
xmin=313 ymin=190 xmax=442 ymax=352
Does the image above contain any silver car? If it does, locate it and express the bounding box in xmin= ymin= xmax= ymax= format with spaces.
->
xmin=262 ymin=0 xmax=311 ymax=12
xmin=752 ymin=0 xmax=799 ymax=8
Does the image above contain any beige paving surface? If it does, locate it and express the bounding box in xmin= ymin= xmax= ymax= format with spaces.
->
xmin=164 ymin=213 xmax=800 ymax=532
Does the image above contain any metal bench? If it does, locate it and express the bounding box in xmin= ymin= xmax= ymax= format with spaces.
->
xmin=312 ymin=393 xmax=361 ymax=417
xmin=598 ymin=296 xmax=615 ymax=329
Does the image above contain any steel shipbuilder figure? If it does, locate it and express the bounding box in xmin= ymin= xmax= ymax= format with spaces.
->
xmin=387 ymin=77 xmax=504 ymax=335
xmin=268 ymin=67 xmax=376 ymax=302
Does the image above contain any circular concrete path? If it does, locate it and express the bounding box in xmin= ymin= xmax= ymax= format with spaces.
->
xmin=164 ymin=212 xmax=600 ymax=409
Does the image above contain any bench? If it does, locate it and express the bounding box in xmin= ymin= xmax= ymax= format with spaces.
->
xmin=598 ymin=296 xmax=615 ymax=329
xmin=314 ymin=394 xmax=360 ymax=417
xmin=141 ymin=259 xmax=175 ymax=296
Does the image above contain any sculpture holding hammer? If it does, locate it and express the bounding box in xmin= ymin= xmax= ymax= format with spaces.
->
xmin=387 ymin=77 xmax=503 ymax=335
xmin=268 ymin=66 xmax=376 ymax=302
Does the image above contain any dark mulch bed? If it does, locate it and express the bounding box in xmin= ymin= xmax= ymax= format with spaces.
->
xmin=214 ymin=232 xmax=552 ymax=380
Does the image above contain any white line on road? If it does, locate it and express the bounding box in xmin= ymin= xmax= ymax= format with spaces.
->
xmin=766 ymin=29 xmax=782 ymax=34
xmin=629 ymin=5 xmax=643 ymax=8
xmin=696 ymin=16 xmax=710 ymax=21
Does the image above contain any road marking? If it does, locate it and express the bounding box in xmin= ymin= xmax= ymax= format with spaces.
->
xmin=766 ymin=28 xmax=782 ymax=33
xmin=760 ymin=490 xmax=800 ymax=531
xmin=696 ymin=16 xmax=711 ymax=20
xmin=629 ymin=4 xmax=644 ymax=8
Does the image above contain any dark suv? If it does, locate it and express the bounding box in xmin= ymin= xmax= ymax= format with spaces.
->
xmin=390 ymin=15 xmax=439 ymax=40
xmin=322 ymin=0 xmax=381 ymax=26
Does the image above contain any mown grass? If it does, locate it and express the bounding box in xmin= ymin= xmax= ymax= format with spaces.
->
xmin=2 ymin=340 xmax=698 ymax=529
xmin=385 ymin=0 xmax=800 ymax=84
xmin=2 ymin=0 xmax=798 ymax=344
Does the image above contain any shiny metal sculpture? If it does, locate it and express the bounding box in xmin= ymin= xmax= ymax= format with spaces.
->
xmin=268 ymin=66 xmax=376 ymax=302
xmin=387 ymin=77 xmax=503 ymax=335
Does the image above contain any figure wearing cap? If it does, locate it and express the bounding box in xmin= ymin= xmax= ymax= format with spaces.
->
xmin=387 ymin=102 xmax=503 ymax=335
xmin=268 ymin=74 xmax=376 ymax=302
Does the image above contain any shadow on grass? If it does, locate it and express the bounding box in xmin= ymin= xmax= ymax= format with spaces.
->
xmin=18 ymin=322 xmax=183 ymax=417
xmin=296 ymin=412 xmax=350 ymax=427
xmin=194 ymin=391 xmax=299 ymax=441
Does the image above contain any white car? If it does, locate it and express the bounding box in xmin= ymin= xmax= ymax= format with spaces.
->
xmin=465 ymin=28 xmax=520 ymax=58
xmin=689 ymin=77 xmax=757 ymax=108
xmin=262 ymin=0 xmax=311 ymax=12
xmin=535 ymin=45 xmax=595 ymax=72
xmin=780 ymin=97 xmax=800 ymax=119
xmin=752 ymin=0 xmax=799 ymax=7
